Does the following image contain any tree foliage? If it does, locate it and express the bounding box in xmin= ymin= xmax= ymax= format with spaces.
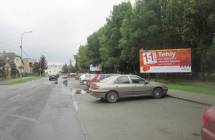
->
xmin=62 ymin=64 xmax=68 ymax=73
xmin=39 ymin=55 xmax=48 ymax=75
xmin=76 ymin=0 xmax=215 ymax=77
xmin=32 ymin=62 xmax=40 ymax=75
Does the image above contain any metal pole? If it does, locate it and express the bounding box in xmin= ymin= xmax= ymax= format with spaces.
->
xmin=19 ymin=31 xmax=32 ymax=79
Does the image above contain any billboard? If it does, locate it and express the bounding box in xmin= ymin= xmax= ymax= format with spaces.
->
xmin=140 ymin=48 xmax=191 ymax=73
xmin=89 ymin=64 xmax=102 ymax=72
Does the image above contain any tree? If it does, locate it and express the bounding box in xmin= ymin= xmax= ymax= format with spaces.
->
xmin=0 ymin=61 xmax=5 ymax=80
xmin=68 ymin=59 xmax=77 ymax=73
xmin=100 ymin=2 xmax=133 ymax=73
xmin=75 ymin=0 xmax=215 ymax=79
xmin=76 ymin=46 xmax=90 ymax=72
xmin=10 ymin=61 xmax=18 ymax=78
xmin=62 ymin=64 xmax=68 ymax=73
xmin=39 ymin=55 xmax=48 ymax=76
xmin=32 ymin=62 xmax=40 ymax=75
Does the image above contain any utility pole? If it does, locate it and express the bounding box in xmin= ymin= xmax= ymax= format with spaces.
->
xmin=20 ymin=31 xmax=32 ymax=78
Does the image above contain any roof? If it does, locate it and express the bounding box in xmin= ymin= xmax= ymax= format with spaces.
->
xmin=0 ymin=52 xmax=16 ymax=61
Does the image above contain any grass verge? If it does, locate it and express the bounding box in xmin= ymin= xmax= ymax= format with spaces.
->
xmin=9 ymin=76 xmax=41 ymax=85
xmin=164 ymin=81 xmax=215 ymax=95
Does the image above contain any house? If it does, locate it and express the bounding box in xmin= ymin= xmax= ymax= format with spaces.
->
xmin=23 ymin=58 xmax=37 ymax=73
xmin=0 ymin=51 xmax=24 ymax=78
xmin=45 ymin=64 xmax=63 ymax=75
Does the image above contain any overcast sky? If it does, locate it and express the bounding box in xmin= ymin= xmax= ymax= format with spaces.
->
xmin=0 ymin=0 xmax=134 ymax=64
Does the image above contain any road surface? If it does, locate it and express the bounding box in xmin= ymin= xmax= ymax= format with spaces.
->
xmin=0 ymin=77 xmax=207 ymax=140
xmin=0 ymin=78 xmax=85 ymax=140
xmin=68 ymin=78 xmax=207 ymax=140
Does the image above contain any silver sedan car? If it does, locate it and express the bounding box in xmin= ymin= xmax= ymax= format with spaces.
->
xmin=89 ymin=75 xmax=168 ymax=103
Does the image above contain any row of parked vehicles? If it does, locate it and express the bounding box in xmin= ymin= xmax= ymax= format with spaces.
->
xmin=79 ymin=73 xmax=168 ymax=103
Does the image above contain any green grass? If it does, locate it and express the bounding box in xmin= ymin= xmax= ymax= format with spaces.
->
xmin=9 ymin=76 xmax=41 ymax=85
xmin=165 ymin=81 xmax=215 ymax=95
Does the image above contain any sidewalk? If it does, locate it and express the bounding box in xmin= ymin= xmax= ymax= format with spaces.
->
xmin=168 ymin=89 xmax=215 ymax=106
xmin=0 ymin=80 xmax=11 ymax=85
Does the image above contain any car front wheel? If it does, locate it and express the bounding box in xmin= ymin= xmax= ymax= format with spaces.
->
xmin=106 ymin=91 xmax=118 ymax=103
xmin=153 ymin=88 xmax=163 ymax=99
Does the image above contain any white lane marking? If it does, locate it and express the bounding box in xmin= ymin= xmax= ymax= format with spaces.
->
xmin=8 ymin=94 xmax=21 ymax=101
xmin=81 ymin=90 xmax=86 ymax=95
xmin=73 ymin=101 xmax=79 ymax=113
xmin=61 ymin=88 xmax=74 ymax=96
xmin=71 ymin=90 xmax=75 ymax=96
xmin=8 ymin=114 xmax=38 ymax=123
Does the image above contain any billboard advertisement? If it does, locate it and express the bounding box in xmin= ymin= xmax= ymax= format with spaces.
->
xmin=89 ymin=64 xmax=102 ymax=72
xmin=140 ymin=48 xmax=191 ymax=73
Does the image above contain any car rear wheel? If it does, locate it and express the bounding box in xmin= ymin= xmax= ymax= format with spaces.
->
xmin=153 ymin=88 xmax=163 ymax=99
xmin=106 ymin=91 xmax=118 ymax=103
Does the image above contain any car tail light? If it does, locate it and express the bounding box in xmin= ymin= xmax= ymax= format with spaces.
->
xmin=202 ymin=111 xmax=209 ymax=127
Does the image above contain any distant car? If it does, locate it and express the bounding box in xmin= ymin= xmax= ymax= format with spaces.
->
xmin=80 ymin=74 xmax=92 ymax=85
xmin=89 ymin=75 xmax=168 ymax=103
xmin=68 ymin=73 xmax=77 ymax=78
xmin=49 ymin=75 xmax=58 ymax=81
xmin=55 ymin=74 xmax=60 ymax=78
xmin=201 ymin=106 xmax=215 ymax=140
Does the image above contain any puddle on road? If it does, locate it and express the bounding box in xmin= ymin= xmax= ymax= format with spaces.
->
xmin=192 ymin=132 xmax=200 ymax=137
xmin=63 ymin=80 xmax=68 ymax=87
xmin=75 ymin=90 xmax=81 ymax=94
xmin=61 ymin=79 xmax=87 ymax=95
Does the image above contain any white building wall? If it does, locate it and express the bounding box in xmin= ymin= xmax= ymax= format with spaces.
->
xmin=46 ymin=64 xmax=62 ymax=75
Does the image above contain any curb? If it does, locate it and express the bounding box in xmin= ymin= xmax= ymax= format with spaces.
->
xmin=167 ymin=94 xmax=212 ymax=106
xmin=0 ymin=81 xmax=10 ymax=85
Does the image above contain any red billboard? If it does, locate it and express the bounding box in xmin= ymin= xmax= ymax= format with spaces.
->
xmin=139 ymin=48 xmax=191 ymax=73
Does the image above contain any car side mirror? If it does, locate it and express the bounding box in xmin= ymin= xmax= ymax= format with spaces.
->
xmin=144 ymin=81 xmax=149 ymax=84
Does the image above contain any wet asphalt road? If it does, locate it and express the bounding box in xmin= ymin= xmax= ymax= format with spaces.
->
xmin=0 ymin=78 xmax=84 ymax=140
xmin=0 ymin=77 xmax=207 ymax=140
xmin=68 ymin=78 xmax=206 ymax=140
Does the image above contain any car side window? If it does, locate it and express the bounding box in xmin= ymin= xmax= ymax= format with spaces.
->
xmin=130 ymin=76 xmax=145 ymax=84
xmin=115 ymin=76 xmax=130 ymax=84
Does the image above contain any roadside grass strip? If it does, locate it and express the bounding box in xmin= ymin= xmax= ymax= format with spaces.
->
xmin=9 ymin=76 xmax=41 ymax=85
xmin=166 ymin=82 xmax=215 ymax=95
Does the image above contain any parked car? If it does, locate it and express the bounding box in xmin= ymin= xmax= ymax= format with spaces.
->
xmin=201 ymin=106 xmax=215 ymax=140
xmin=68 ymin=73 xmax=77 ymax=78
xmin=86 ymin=74 xmax=112 ymax=87
xmin=89 ymin=75 xmax=168 ymax=103
xmin=80 ymin=74 xmax=92 ymax=85
xmin=49 ymin=75 xmax=58 ymax=81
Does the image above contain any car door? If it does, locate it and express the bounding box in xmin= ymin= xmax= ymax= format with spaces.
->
xmin=129 ymin=76 xmax=151 ymax=96
xmin=114 ymin=76 xmax=133 ymax=97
